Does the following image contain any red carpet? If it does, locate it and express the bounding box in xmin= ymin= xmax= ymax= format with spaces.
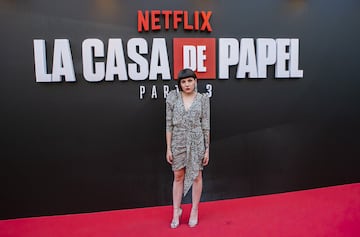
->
xmin=1 ymin=183 xmax=359 ymax=237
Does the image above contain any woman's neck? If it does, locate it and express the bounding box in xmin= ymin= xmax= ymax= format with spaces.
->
xmin=181 ymin=91 xmax=196 ymax=97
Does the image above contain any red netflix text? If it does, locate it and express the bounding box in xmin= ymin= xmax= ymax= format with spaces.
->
xmin=137 ymin=10 xmax=212 ymax=32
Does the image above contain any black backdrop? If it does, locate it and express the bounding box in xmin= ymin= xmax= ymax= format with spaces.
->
xmin=1 ymin=0 xmax=360 ymax=220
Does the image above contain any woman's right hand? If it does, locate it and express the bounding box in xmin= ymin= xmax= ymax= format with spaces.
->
xmin=166 ymin=149 xmax=173 ymax=164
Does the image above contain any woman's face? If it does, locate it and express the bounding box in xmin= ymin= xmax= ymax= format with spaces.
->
xmin=180 ymin=77 xmax=196 ymax=94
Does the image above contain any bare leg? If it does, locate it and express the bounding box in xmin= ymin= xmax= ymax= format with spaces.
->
xmin=189 ymin=171 xmax=202 ymax=227
xmin=171 ymin=168 xmax=185 ymax=228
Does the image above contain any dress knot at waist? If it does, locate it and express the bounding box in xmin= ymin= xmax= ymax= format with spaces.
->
xmin=173 ymin=127 xmax=202 ymax=133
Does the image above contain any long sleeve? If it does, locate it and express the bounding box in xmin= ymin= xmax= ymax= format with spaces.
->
xmin=166 ymin=91 xmax=175 ymax=133
xmin=201 ymin=94 xmax=210 ymax=148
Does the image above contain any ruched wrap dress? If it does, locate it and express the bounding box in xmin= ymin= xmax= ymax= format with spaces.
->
xmin=166 ymin=90 xmax=210 ymax=196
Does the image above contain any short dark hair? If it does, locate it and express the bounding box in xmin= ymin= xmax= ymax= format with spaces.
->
xmin=177 ymin=68 xmax=197 ymax=90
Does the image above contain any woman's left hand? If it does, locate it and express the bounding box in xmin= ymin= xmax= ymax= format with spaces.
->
xmin=203 ymin=149 xmax=209 ymax=166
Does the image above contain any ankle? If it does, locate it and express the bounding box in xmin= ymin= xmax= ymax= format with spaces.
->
xmin=188 ymin=210 xmax=198 ymax=227
xmin=170 ymin=208 xmax=182 ymax=229
xmin=173 ymin=207 xmax=182 ymax=212
xmin=191 ymin=207 xmax=198 ymax=212
xmin=173 ymin=207 xmax=182 ymax=217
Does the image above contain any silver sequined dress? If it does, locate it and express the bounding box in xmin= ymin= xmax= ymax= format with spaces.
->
xmin=166 ymin=90 xmax=210 ymax=196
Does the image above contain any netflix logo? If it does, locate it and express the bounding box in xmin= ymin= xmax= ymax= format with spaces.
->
xmin=137 ymin=10 xmax=212 ymax=32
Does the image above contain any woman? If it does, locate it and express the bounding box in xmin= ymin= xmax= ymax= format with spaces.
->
xmin=166 ymin=68 xmax=210 ymax=228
